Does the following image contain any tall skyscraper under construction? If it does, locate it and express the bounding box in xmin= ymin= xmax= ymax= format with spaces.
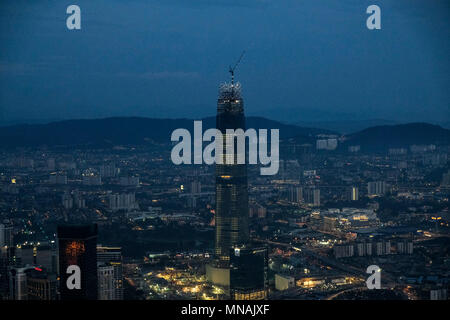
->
xmin=208 ymin=58 xmax=267 ymax=301
xmin=214 ymin=73 xmax=249 ymax=260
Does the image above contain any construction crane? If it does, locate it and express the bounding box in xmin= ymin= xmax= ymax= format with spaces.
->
xmin=229 ymin=50 xmax=245 ymax=85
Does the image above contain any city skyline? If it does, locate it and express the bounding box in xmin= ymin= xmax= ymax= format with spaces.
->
xmin=0 ymin=70 xmax=448 ymax=301
xmin=0 ymin=0 xmax=449 ymax=306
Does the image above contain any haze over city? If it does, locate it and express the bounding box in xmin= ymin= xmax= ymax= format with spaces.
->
xmin=0 ymin=0 xmax=449 ymax=125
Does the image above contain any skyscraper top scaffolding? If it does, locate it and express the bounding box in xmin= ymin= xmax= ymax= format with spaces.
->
xmin=218 ymin=82 xmax=242 ymax=100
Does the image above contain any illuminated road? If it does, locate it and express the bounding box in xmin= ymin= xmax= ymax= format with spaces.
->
xmin=325 ymin=286 xmax=367 ymax=300
xmin=254 ymin=238 xmax=398 ymax=288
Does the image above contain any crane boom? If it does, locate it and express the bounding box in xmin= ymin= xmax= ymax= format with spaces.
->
xmin=229 ymin=50 xmax=246 ymax=84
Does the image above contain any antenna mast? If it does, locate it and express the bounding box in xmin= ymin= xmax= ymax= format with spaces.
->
xmin=229 ymin=50 xmax=246 ymax=85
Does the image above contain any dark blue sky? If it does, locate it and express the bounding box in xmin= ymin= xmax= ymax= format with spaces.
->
xmin=0 ymin=0 xmax=449 ymax=125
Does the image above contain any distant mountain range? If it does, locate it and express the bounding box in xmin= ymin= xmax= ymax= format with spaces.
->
xmin=0 ymin=116 xmax=334 ymax=148
xmin=0 ymin=117 xmax=448 ymax=152
xmin=293 ymin=119 xmax=399 ymax=134
xmin=341 ymin=123 xmax=450 ymax=152
xmin=294 ymin=119 xmax=450 ymax=134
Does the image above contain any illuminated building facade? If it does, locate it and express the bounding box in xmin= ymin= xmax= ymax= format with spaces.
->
xmin=0 ymin=221 xmax=13 ymax=247
xmin=0 ymin=221 xmax=14 ymax=299
xmin=57 ymin=224 xmax=98 ymax=300
xmin=27 ymin=268 xmax=57 ymax=300
xmin=97 ymin=246 xmax=123 ymax=300
xmin=229 ymin=245 xmax=268 ymax=300
xmin=9 ymin=267 xmax=29 ymax=300
xmin=350 ymin=186 xmax=359 ymax=201
xmin=215 ymin=82 xmax=249 ymax=260
xmin=97 ymin=264 xmax=115 ymax=300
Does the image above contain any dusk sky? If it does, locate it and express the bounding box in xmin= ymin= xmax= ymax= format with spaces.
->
xmin=0 ymin=0 xmax=449 ymax=125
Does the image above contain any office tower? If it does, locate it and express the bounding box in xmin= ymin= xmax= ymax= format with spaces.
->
xmin=249 ymin=203 xmax=267 ymax=219
xmin=430 ymin=289 xmax=447 ymax=300
xmin=97 ymin=246 xmax=123 ymax=300
xmin=277 ymin=160 xmax=301 ymax=181
xmin=304 ymin=188 xmax=320 ymax=207
xmin=288 ymin=186 xmax=303 ymax=203
xmin=316 ymin=139 xmax=328 ymax=150
xmin=313 ymin=189 xmax=320 ymax=206
xmin=214 ymin=79 xmax=249 ymax=260
xmin=36 ymin=245 xmax=56 ymax=274
xmin=97 ymin=264 xmax=115 ymax=300
xmin=73 ymin=191 xmax=86 ymax=209
xmin=229 ymin=245 xmax=268 ymax=300
xmin=367 ymin=182 xmax=375 ymax=196
xmin=15 ymin=157 xmax=34 ymax=169
xmin=356 ymin=242 xmax=365 ymax=257
xmin=442 ymin=170 xmax=450 ymax=187
xmin=0 ymin=220 xmax=13 ymax=247
xmin=0 ymin=247 xmax=8 ymax=298
xmin=26 ymin=268 xmax=57 ymax=300
xmin=374 ymin=241 xmax=391 ymax=256
xmin=190 ymin=180 xmax=202 ymax=194
xmin=185 ymin=195 xmax=197 ymax=209
xmin=0 ymin=243 xmax=20 ymax=299
xmin=275 ymin=274 xmax=295 ymax=291
xmin=0 ymin=223 xmax=18 ymax=299
xmin=277 ymin=160 xmax=287 ymax=180
xmin=384 ymin=241 xmax=391 ymax=255
xmin=57 ymin=224 xmax=98 ymax=300
xmin=333 ymin=244 xmax=354 ymax=258
xmin=367 ymin=181 xmax=387 ymax=196
xmin=9 ymin=267 xmax=31 ymax=300
xmin=62 ymin=193 xmax=74 ymax=209
xmin=397 ymin=240 xmax=413 ymax=255
xmin=9 ymin=266 xmax=57 ymax=300
xmin=356 ymin=242 xmax=373 ymax=257
xmin=350 ymin=187 xmax=359 ymax=201
xmin=99 ymin=163 xmax=117 ymax=178
xmin=108 ymin=193 xmax=137 ymax=211
xmin=47 ymin=158 xmax=56 ymax=170
xmin=322 ymin=216 xmax=337 ymax=232
xmin=316 ymin=138 xmax=338 ymax=150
